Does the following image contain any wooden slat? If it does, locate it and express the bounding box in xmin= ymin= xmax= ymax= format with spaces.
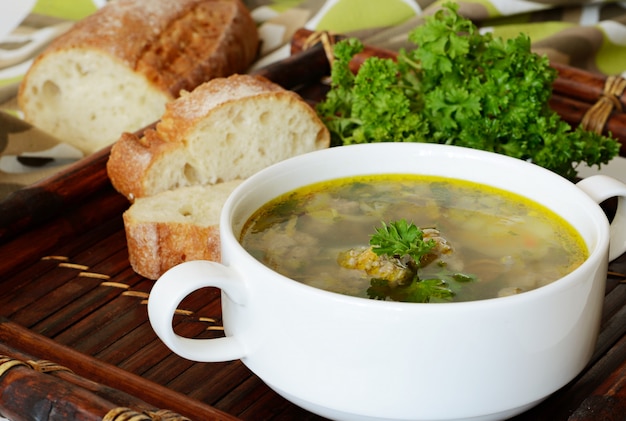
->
xmin=569 ymin=337 xmax=626 ymax=421
xmin=0 ymin=145 xmax=113 ymax=242
xmin=0 ymin=318 xmax=240 ymax=421
xmin=30 ymin=266 xmax=142 ymax=338
xmin=0 ymin=341 xmax=181 ymax=419
xmin=0 ymin=362 xmax=122 ymax=421
xmin=0 ymin=186 xmax=127 ymax=279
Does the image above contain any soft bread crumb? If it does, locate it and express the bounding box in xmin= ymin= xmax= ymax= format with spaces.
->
xmin=20 ymin=50 xmax=169 ymax=154
xmin=18 ymin=0 xmax=259 ymax=154
xmin=126 ymin=181 xmax=241 ymax=225
xmin=109 ymin=74 xmax=330 ymax=279
xmin=107 ymin=74 xmax=330 ymax=200
xmin=145 ymin=92 xmax=328 ymax=193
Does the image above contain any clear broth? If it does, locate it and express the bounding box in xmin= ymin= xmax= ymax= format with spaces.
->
xmin=240 ymin=174 xmax=588 ymax=302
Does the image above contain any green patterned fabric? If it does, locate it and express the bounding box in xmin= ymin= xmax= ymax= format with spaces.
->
xmin=248 ymin=0 xmax=626 ymax=77
xmin=311 ymin=0 xmax=417 ymax=33
xmin=3 ymin=0 xmax=626 ymax=101
xmin=31 ymin=0 xmax=99 ymax=20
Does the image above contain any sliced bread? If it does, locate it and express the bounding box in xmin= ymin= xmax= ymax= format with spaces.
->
xmin=107 ymin=74 xmax=331 ymax=201
xmin=123 ymin=180 xmax=242 ymax=279
xmin=111 ymin=73 xmax=330 ymax=278
xmin=18 ymin=0 xmax=259 ymax=155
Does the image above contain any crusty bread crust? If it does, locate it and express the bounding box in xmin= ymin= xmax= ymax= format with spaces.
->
xmin=123 ymin=181 xmax=242 ymax=279
xmin=110 ymin=74 xmax=330 ymax=278
xmin=29 ymin=0 xmax=258 ymax=95
xmin=18 ymin=0 xmax=259 ymax=154
xmin=156 ymin=73 xmax=285 ymax=142
xmin=125 ymin=219 xmax=221 ymax=280
xmin=107 ymin=74 xmax=330 ymax=201
xmin=107 ymin=130 xmax=177 ymax=201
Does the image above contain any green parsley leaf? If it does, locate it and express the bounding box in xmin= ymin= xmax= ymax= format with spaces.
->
xmin=370 ymin=220 xmax=435 ymax=266
xmin=365 ymin=219 xmax=476 ymax=303
xmin=367 ymin=277 xmax=454 ymax=303
xmin=315 ymin=2 xmax=620 ymax=179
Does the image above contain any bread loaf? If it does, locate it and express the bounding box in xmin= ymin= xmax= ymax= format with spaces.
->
xmin=107 ymin=74 xmax=330 ymax=201
xmin=110 ymin=73 xmax=330 ymax=278
xmin=18 ymin=0 xmax=259 ymax=155
xmin=123 ymin=181 xmax=242 ymax=279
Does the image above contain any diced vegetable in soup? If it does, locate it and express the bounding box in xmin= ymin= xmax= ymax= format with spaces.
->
xmin=239 ymin=174 xmax=588 ymax=302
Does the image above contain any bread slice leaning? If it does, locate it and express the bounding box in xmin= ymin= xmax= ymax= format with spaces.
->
xmin=18 ymin=0 xmax=258 ymax=155
xmin=123 ymin=180 xmax=242 ymax=279
xmin=107 ymin=74 xmax=331 ymax=201
xmin=111 ymin=74 xmax=330 ymax=278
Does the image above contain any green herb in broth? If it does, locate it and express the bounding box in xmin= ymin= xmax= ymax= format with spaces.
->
xmin=337 ymin=220 xmax=477 ymax=302
xmin=249 ymin=193 xmax=301 ymax=234
xmin=368 ymin=277 xmax=458 ymax=303
xmin=370 ymin=220 xmax=436 ymax=264
xmin=239 ymin=174 xmax=588 ymax=302
xmin=359 ymin=219 xmax=477 ymax=303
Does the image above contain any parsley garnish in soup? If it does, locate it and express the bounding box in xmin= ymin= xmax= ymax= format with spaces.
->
xmin=239 ymin=174 xmax=587 ymax=303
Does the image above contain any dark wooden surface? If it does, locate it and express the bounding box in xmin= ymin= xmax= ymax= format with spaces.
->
xmin=0 ymin=172 xmax=625 ymax=421
xmin=0 ymin=36 xmax=625 ymax=421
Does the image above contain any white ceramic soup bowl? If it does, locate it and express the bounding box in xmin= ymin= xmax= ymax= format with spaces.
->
xmin=148 ymin=143 xmax=626 ymax=421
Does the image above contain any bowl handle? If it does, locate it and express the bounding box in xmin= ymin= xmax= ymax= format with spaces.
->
xmin=576 ymin=174 xmax=626 ymax=261
xmin=147 ymin=260 xmax=248 ymax=362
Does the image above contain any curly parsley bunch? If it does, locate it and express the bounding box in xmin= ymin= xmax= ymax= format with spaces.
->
xmin=316 ymin=3 xmax=619 ymax=180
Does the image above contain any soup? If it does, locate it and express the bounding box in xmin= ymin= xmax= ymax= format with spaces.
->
xmin=239 ymin=174 xmax=588 ymax=302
